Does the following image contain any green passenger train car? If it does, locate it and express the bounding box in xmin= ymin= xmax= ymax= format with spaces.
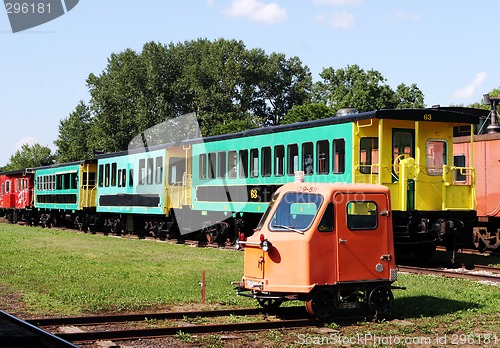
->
xmin=191 ymin=107 xmax=483 ymax=255
xmin=33 ymin=160 xmax=97 ymax=227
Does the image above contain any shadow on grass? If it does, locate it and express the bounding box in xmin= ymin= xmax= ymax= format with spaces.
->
xmin=392 ymin=295 xmax=482 ymax=318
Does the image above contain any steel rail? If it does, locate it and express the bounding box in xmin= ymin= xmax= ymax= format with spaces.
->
xmin=397 ymin=265 xmax=500 ymax=283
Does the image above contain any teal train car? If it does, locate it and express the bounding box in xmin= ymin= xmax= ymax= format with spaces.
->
xmin=33 ymin=160 xmax=97 ymax=227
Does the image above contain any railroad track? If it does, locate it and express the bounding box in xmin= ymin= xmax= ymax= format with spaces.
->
xmin=397 ymin=265 xmax=500 ymax=283
xmin=30 ymin=307 xmax=367 ymax=344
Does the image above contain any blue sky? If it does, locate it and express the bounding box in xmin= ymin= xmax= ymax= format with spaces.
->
xmin=0 ymin=0 xmax=498 ymax=167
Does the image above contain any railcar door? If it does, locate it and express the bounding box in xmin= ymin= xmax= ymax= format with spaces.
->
xmin=335 ymin=192 xmax=392 ymax=282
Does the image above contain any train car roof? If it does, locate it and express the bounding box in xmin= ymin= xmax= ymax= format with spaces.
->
xmin=184 ymin=107 xmax=487 ymax=145
xmin=0 ymin=168 xmax=32 ymax=176
xmin=94 ymin=142 xmax=175 ymax=160
xmin=28 ymin=159 xmax=97 ymax=172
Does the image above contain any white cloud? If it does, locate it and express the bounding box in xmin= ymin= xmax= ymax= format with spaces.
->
xmin=207 ymin=0 xmax=214 ymax=7
xmin=453 ymin=72 xmax=487 ymax=100
xmin=224 ymin=0 xmax=287 ymax=24
xmin=316 ymin=11 xmax=355 ymax=29
xmin=313 ymin=0 xmax=362 ymax=6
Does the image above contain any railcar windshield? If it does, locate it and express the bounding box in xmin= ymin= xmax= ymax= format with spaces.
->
xmin=269 ymin=192 xmax=323 ymax=232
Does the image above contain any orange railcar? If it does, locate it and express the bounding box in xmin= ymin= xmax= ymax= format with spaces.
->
xmin=235 ymin=180 xmax=399 ymax=318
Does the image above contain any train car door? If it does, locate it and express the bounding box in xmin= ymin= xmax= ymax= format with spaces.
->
xmin=392 ymin=128 xmax=415 ymax=210
xmin=335 ymin=192 xmax=392 ymax=282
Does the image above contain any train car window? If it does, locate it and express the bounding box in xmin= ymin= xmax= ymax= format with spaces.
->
xmin=359 ymin=138 xmax=379 ymax=174
xmin=117 ymin=169 xmax=123 ymax=187
xmin=129 ymin=169 xmax=134 ymax=187
xmin=52 ymin=175 xmax=57 ymax=190
xmin=98 ymin=164 xmax=104 ymax=187
xmin=147 ymin=158 xmax=154 ymax=185
xmin=63 ymin=173 xmax=70 ymax=190
xmin=318 ymin=202 xmax=334 ymax=232
xmin=155 ymin=156 xmax=163 ymax=184
xmin=84 ymin=172 xmax=97 ymax=188
xmin=317 ymin=140 xmax=329 ymax=175
xmin=250 ymin=148 xmax=259 ymax=178
xmin=1 ymin=183 xmax=4 ymax=195
xmin=393 ymin=131 xmax=413 ymax=161
xmin=105 ymin=163 xmax=111 ymax=187
xmin=208 ymin=152 xmax=216 ymax=179
xmin=332 ymin=139 xmax=345 ymax=174
xmin=139 ymin=159 xmax=145 ymax=185
xmin=111 ymin=163 xmax=117 ymax=186
xmin=262 ymin=147 xmax=271 ymax=177
xmin=426 ymin=140 xmax=447 ymax=175
xmin=169 ymin=157 xmax=186 ymax=184
xmin=199 ymin=154 xmax=207 ymax=180
xmin=239 ymin=149 xmax=248 ymax=178
xmin=287 ymin=144 xmax=298 ymax=175
xmin=71 ymin=173 xmax=78 ymax=190
xmin=5 ymin=180 xmax=10 ymax=193
xmin=228 ymin=151 xmax=237 ymax=179
xmin=302 ymin=142 xmax=314 ymax=175
xmin=121 ymin=169 xmax=126 ymax=187
xmin=453 ymin=155 xmax=466 ymax=182
xmin=56 ymin=174 xmax=63 ymax=190
xmin=218 ymin=152 xmax=226 ymax=179
xmin=274 ymin=145 xmax=285 ymax=176
xmin=347 ymin=201 xmax=378 ymax=230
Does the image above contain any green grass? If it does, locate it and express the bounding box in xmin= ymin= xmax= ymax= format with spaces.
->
xmin=0 ymin=223 xmax=247 ymax=315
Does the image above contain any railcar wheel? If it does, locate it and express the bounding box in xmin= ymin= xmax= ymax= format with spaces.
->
xmin=368 ymin=286 xmax=393 ymax=315
xmin=257 ymin=298 xmax=283 ymax=311
xmin=305 ymin=287 xmax=337 ymax=318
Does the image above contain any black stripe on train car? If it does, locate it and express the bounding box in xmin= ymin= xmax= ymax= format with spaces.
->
xmin=195 ymin=185 xmax=282 ymax=203
xmin=99 ymin=194 xmax=161 ymax=207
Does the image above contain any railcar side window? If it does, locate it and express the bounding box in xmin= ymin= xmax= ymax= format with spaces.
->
xmin=129 ymin=169 xmax=134 ymax=187
xmin=155 ymin=156 xmax=163 ymax=184
xmin=360 ymin=138 xmax=379 ymax=174
xmin=317 ymin=140 xmax=329 ymax=175
xmin=302 ymin=142 xmax=314 ymax=175
xmin=239 ymin=149 xmax=248 ymax=178
xmin=250 ymin=148 xmax=259 ymax=178
xmin=262 ymin=147 xmax=271 ymax=177
xmin=169 ymin=157 xmax=186 ymax=184
xmin=98 ymin=165 xmax=104 ymax=187
xmin=208 ymin=152 xmax=216 ymax=179
xmin=318 ymin=202 xmax=334 ymax=232
xmin=274 ymin=145 xmax=285 ymax=176
xmin=111 ymin=163 xmax=117 ymax=186
xmin=228 ymin=151 xmax=237 ymax=179
xmin=332 ymin=138 xmax=345 ymax=174
xmin=147 ymin=158 xmax=154 ymax=185
xmin=269 ymin=192 xmax=323 ymax=232
xmin=218 ymin=152 xmax=226 ymax=179
xmin=453 ymin=154 xmax=466 ymax=182
xmin=347 ymin=201 xmax=378 ymax=230
xmin=287 ymin=144 xmax=298 ymax=175
xmin=426 ymin=140 xmax=447 ymax=175
xmin=5 ymin=180 xmax=10 ymax=193
xmin=199 ymin=154 xmax=207 ymax=180
xmin=104 ymin=164 xmax=112 ymax=187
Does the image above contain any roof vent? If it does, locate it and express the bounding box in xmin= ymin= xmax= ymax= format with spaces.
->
xmin=336 ymin=108 xmax=359 ymax=116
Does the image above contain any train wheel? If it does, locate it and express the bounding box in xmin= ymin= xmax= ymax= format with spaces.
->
xmin=257 ymin=298 xmax=283 ymax=311
xmin=368 ymin=286 xmax=393 ymax=315
xmin=305 ymin=287 xmax=337 ymax=318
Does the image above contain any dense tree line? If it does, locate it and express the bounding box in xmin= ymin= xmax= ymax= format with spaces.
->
xmin=3 ymin=38 xmax=433 ymax=169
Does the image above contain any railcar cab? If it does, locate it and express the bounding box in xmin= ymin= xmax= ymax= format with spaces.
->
xmin=235 ymin=177 xmax=398 ymax=318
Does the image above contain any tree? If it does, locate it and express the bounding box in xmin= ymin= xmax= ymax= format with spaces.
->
xmin=314 ymin=65 xmax=425 ymax=113
xmin=54 ymin=101 xmax=93 ymax=162
xmin=3 ymin=144 xmax=55 ymax=171
xmin=281 ymin=103 xmax=335 ymax=124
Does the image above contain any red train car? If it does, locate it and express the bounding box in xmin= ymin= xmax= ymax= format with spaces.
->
xmin=454 ymin=133 xmax=500 ymax=251
xmin=235 ymin=180 xmax=399 ymax=318
xmin=0 ymin=169 xmax=34 ymax=223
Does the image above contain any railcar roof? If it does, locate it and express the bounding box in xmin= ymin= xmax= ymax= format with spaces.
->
xmin=28 ymin=159 xmax=97 ymax=172
xmin=94 ymin=142 xmax=174 ymax=160
xmin=184 ymin=107 xmax=487 ymax=145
